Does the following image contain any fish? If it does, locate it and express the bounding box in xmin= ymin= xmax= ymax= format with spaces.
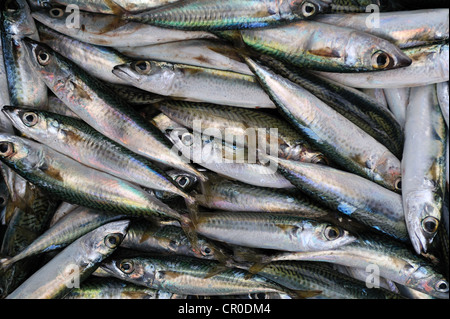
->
xmin=315 ymin=43 xmax=449 ymax=88
xmin=31 ymin=6 xmax=218 ymax=47
xmin=6 ymin=220 xmax=130 ymax=299
xmin=21 ymin=37 xmax=208 ymax=182
xmin=0 ymin=133 xmax=189 ymax=224
xmin=155 ymin=100 xmax=326 ymax=162
xmin=2 ymin=106 xmax=196 ymax=205
xmin=402 ymin=85 xmax=447 ymax=254
xmin=194 ymin=211 xmax=356 ymax=252
xmin=437 ymin=81 xmax=449 ymax=127
xmin=258 ymin=56 xmax=404 ymax=159
xmin=245 ymin=57 xmax=403 ymax=192
xmin=99 ymin=253 xmax=320 ymax=298
xmin=236 ymin=19 xmax=412 ymax=72
xmin=383 ymin=88 xmax=410 ymax=129
xmin=265 ymin=232 xmax=449 ymax=299
xmin=113 ymin=60 xmax=276 ymax=109
xmin=0 ymin=0 xmax=48 ymax=108
xmin=0 ymin=206 xmax=127 ymax=270
xmin=313 ymin=9 xmax=449 ymax=49
xmin=120 ymin=0 xmax=330 ymax=31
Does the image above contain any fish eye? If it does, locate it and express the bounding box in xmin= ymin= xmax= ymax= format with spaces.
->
xmin=421 ymin=216 xmax=439 ymax=234
xmin=22 ymin=112 xmax=39 ymax=127
xmin=435 ymin=280 xmax=449 ymax=293
xmin=301 ymin=2 xmax=317 ymax=17
xmin=0 ymin=196 xmax=6 ymax=206
xmin=36 ymin=48 xmax=51 ymax=66
xmin=104 ymin=233 xmax=123 ymax=249
xmin=394 ymin=178 xmax=402 ymax=191
xmin=134 ymin=61 xmax=152 ymax=75
xmin=175 ymin=175 xmax=190 ymax=188
xmin=181 ymin=132 xmax=193 ymax=146
xmin=49 ymin=8 xmax=64 ymax=18
xmin=324 ymin=225 xmax=342 ymax=241
xmin=200 ymin=245 xmax=213 ymax=256
xmin=119 ymin=260 xmax=134 ymax=274
xmin=0 ymin=142 xmax=14 ymax=157
xmin=371 ymin=51 xmax=393 ymax=70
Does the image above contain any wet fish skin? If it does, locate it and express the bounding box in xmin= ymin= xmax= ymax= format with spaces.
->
xmin=1 ymin=0 xmax=48 ymax=108
xmin=155 ymin=100 xmax=325 ymax=162
xmin=437 ymin=82 xmax=449 ymax=127
xmin=100 ymin=253 xmax=318 ymax=297
xmin=121 ymin=0 xmax=330 ymax=31
xmin=245 ymin=57 xmax=402 ymax=192
xmin=315 ymin=43 xmax=449 ymax=88
xmin=0 ymin=206 xmax=127 ymax=270
xmin=2 ymin=106 xmax=195 ymax=204
xmin=21 ymin=37 xmax=207 ymax=182
xmin=194 ymin=211 xmax=357 ymax=252
xmin=238 ymin=19 xmax=412 ymax=72
xmin=402 ymin=85 xmax=447 ymax=254
xmin=259 ymin=56 xmax=404 ymax=159
xmin=268 ymin=232 xmax=449 ymax=299
xmin=31 ymin=7 xmax=218 ymax=47
xmin=0 ymin=133 xmax=187 ymax=223
xmin=113 ymin=60 xmax=276 ymax=109
xmin=6 ymin=219 xmax=130 ymax=299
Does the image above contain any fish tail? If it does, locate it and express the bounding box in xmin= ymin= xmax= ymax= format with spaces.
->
xmin=287 ymin=289 xmax=322 ymax=300
xmin=0 ymin=256 xmax=15 ymax=271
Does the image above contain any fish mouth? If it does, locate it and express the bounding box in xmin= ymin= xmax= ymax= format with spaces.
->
xmin=395 ymin=53 xmax=413 ymax=69
xmin=112 ymin=64 xmax=138 ymax=82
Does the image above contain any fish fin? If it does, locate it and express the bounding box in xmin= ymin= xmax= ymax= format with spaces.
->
xmin=96 ymin=0 xmax=129 ymax=34
xmin=203 ymin=265 xmax=228 ymax=279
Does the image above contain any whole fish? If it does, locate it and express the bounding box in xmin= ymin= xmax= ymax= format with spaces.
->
xmin=248 ymin=155 xmax=408 ymax=242
xmin=194 ymin=212 xmax=356 ymax=252
xmin=32 ymin=7 xmax=218 ymax=47
xmin=313 ymin=9 xmax=449 ymax=49
xmin=245 ymin=57 xmax=402 ymax=192
xmin=0 ymin=207 xmax=127 ymax=270
xmin=113 ymin=60 xmax=276 ymax=109
xmin=120 ymin=0 xmax=330 ymax=31
xmin=155 ymin=100 xmax=325 ymax=162
xmin=236 ymin=20 xmax=412 ymax=72
xmin=402 ymin=85 xmax=447 ymax=254
xmin=0 ymin=0 xmax=48 ymax=108
xmin=22 ymin=37 xmax=207 ymax=182
xmin=266 ymin=232 xmax=449 ymax=299
xmin=6 ymin=220 xmax=130 ymax=299
xmin=115 ymin=39 xmax=253 ymax=75
xmin=259 ymin=56 xmax=404 ymax=159
xmin=99 ymin=253 xmax=320 ymax=298
xmin=315 ymin=43 xmax=449 ymax=88
xmin=0 ymin=133 xmax=189 ymax=225
xmin=2 ymin=106 xmax=196 ymax=205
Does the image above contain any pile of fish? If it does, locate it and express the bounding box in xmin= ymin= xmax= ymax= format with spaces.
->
xmin=0 ymin=0 xmax=448 ymax=299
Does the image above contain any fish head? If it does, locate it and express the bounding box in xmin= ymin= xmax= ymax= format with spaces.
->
xmin=1 ymin=0 xmax=35 ymax=36
xmin=22 ymin=37 xmax=75 ymax=90
xmin=299 ymin=220 xmax=357 ymax=251
xmin=404 ymin=191 xmax=442 ymax=254
xmin=0 ymin=133 xmax=34 ymax=169
xmin=2 ymin=106 xmax=50 ymax=140
xmin=288 ymin=0 xmax=330 ymax=19
xmin=362 ymin=42 xmax=412 ymax=71
xmin=154 ymin=169 xmax=199 ymax=201
xmin=87 ymin=220 xmax=130 ymax=258
xmin=113 ymin=61 xmax=175 ymax=94
xmin=406 ymin=265 xmax=449 ymax=299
